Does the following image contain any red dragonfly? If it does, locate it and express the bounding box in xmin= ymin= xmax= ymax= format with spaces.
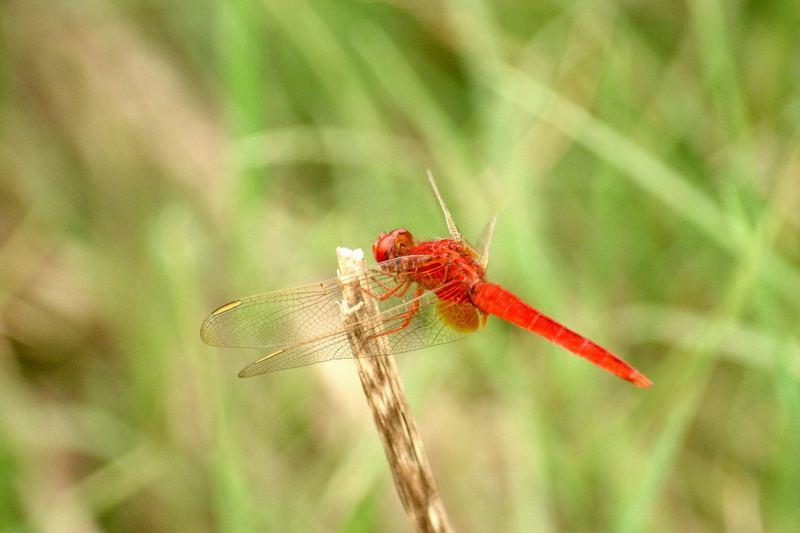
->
xmin=201 ymin=174 xmax=651 ymax=387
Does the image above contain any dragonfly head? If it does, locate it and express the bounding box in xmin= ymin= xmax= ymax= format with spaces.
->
xmin=372 ymin=229 xmax=416 ymax=263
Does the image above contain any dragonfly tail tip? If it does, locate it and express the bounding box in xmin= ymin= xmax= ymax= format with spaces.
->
xmin=630 ymin=372 xmax=653 ymax=388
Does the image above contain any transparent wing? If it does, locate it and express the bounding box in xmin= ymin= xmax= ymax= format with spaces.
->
xmin=200 ymin=256 xmax=487 ymax=377
xmin=427 ymin=170 xmax=463 ymax=243
xmin=427 ymin=170 xmax=484 ymax=260
xmin=475 ymin=214 xmax=497 ymax=268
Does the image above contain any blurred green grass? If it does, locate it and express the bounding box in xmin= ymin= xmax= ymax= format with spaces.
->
xmin=2 ymin=0 xmax=799 ymax=531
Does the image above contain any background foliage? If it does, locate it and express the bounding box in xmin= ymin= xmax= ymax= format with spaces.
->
xmin=2 ymin=0 xmax=799 ymax=531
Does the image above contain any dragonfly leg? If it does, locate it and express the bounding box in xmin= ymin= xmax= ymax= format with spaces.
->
xmin=368 ymin=286 xmax=425 ymax=339
xmin=361 ymin=278 xmax=414 ymax=301
xmin=368 ymin=268 xmax=403 ymax=287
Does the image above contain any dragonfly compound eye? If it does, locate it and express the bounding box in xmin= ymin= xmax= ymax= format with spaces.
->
xmin=391 ymin=229 xmax=415 ymax=256
xmin=372 ymin=229 xmax=414 ymax=262
xmin=372 ymin=232 xmax=394 ymax=262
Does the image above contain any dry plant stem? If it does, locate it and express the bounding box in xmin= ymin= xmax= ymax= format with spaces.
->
xmin=337 ymin=248 xmax=453 ymax=533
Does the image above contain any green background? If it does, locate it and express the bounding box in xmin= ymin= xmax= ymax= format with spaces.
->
xmin=2 ymin=0 xmax=799 ymax=531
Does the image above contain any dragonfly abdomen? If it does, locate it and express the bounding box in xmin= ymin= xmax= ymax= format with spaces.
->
xmin=470 ymin=283 xmax=651 ymax=387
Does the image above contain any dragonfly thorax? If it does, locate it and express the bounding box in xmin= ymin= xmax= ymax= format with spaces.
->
xmin=405 ymin=239 xmax=487 ymax=296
